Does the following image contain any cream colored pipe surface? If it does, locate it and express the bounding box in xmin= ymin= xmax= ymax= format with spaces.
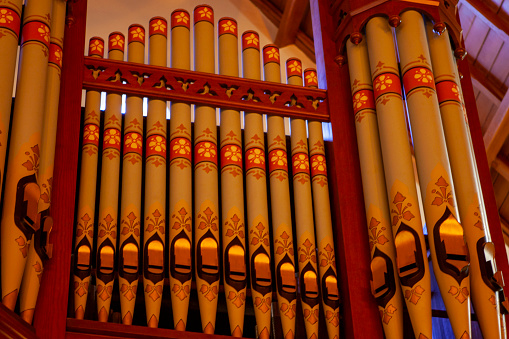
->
xmin=263 ymin=44 xmax=297 ymax=339
xmin=143 ymin=16 xmax=167 ymax=328
xmin=427 ymin=23 xmax=502 ymax=339
xmin=19 ymin=0 xmax=67 ymax=324
xmin=242 ymin=31 xmax=272 ymax=339
xmin=0 ymin=0 xmax=22 ymax=206
xmin=73 ymin=37 xmax=104 ymax=320
xmin=117 ymin=24 xmax=144 ymax=326
xmin=168 ymin=9 xmax=193 ymax=332
xmin=365 ymin=17 xmax=432 ymax=339
xmin=193 ymin=5 xmax=220 ymax=334
xmin=396 ymin=10 xmax=471 ymax=338
xmin=218 ymin=17 xmax=247 ymax=338
xmin=1 ymin=0 xmax=52 ymax=311
xmin=347 ymin=37 xmax=405 ymax=339
xmin=96 ymin=32 xmax=124 ymax=323
xmin=286 ymin=58 xmax=319 ymax=339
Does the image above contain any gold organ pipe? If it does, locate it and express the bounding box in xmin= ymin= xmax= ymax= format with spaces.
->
xmin=263 ymin=44 xmax=297 ymax=339
xmin=19 ymin=0 xmax=67 ymax=324
xmin=73 ymin=36 xmax=104 ymax=320
xmin=193 ymin=5 xmax=220 ymax=334
xmin=0 ymin=0 xmax=22 ymax=205
xmin=118 ymin=23 xmax=145 ymax=325
xmin=396 ymin=11 xmax=471 ymax=338
xmin=1 ymin=0 xmax=53 ymax=311
xmin=346 ymin=37 xmax=405 ymax=339
xmin=286 ymin=58 xmax=320 ymax=339
xmin=144 ymin=16 xmax=167 ymax=328
xmin=96 ymin=31 xmax=124 ymax=323
xmin=242 ymin=30 xmax=272 ymax=339
xmin=365 ymin=16 xmax=432 ymax=338
xmin=218 ymin=17 xmax=247 ymax=337
xmin=169 ymin=9 xmax=193 ymax=331
xmin=304 ymin=68 xmax=340 ymax=339
xmin=427 ymin=23 xmax=504 ymax=339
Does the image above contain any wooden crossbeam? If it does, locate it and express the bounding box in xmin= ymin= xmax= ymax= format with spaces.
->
xmin=484 ymin=89 xmax=509 ymax=165
xmin=275 ymin=0 xmax=310 ymax=47
xmin=467 ymin=54 xmax=506 ymax=101
xmin=250 ymin=0 xmax=316 ymax=61
xmin=462 ymin=0 xmax=509 ymax=37
xmin=493 ymin=154 xmax=509 ymax=183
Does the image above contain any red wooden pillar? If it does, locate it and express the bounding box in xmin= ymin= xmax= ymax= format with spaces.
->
xmin=458 ymin=57 xmax=509 ymax=330
xmin=310 ymin=1 xmax=383 ymax=338
xmin=33 ymin=0 xmax=88 ymax=337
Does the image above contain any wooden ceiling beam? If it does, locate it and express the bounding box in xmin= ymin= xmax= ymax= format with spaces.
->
xmin=493 ymin=154 xmax=509 ymax=183
xmin=467 ymin=54 xmax=506 ymax=101
xmin=484 ymin=88 xmax=509 ymax=165
xmin=250 ymin=0 xmax=316 ymax=61
xmin=275 ymin=0 xmax=310 ymax=47
xmin=462 ymin=0 xmax=509 ymax=37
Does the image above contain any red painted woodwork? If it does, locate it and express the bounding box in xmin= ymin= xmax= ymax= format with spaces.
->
xmin=311 ymin=0 xmax=383 ymax=338
xmin=458 ymin=57 xmax=509 ymax=329
xmin=0 ymin=303 xmax=37 ymax=339
xmin=82 ymin=57 xmax=329 ymax=121
xmin=33 ymin=0 xmax=88 ymax=337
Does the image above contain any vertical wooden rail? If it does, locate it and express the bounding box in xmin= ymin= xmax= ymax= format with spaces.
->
xmin=310 ymin=0 xmax=383 ymax=337
xmin=34 ymin=0 xmax=88 ymax=336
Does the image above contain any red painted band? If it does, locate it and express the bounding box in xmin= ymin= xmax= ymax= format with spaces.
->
xmin=0 ymin=7 xmax=20 ymax=36
xmin=146 ymin=134 xmax=167 ymax=158
xmin=169 ymin=137 xmax=192 ymax=161
xmin=221 ymin=144 xmax=243 ymax=169
xmin=103 ymin=128 xmax=122 ymax=151
xmin=286 ymin=58 xmax=303 ymax=78
xmin=194 ymin=5 xmax=214 ymax=24
xmin=21 ymin=21 xmax=50 ymax=49
xmin=83 ymin=124 xmax=100 ymax=146
xmin=292 ymin=153 xmax=310 ymax=175
xmin=402 ymin=67 xmax=436 ymax=94
xmin=108 ymin=32 xmax=125 ymax=52
xmin=149 ymin=17 xmax=168 ymax=37
xmin=218 ymin=18 xmax=237 ymax=37
xmin=372 ymin=73 xmax=402 ymax=99
xmin=245 ymin=147 xmax=266 ymax=171
xmin=242 ymin=31 xmax=259 ymax=51
xmin=128 ymin=25 xmax=145 ymax=44
xmin=310 ymin=154 xmax=327 ymax=177
xmin=123 ymin=132 xmax=143 ymax=155
xmin=171 ymin=10 xmax=190 ymax=29
xmin=195 ymin=140 xmax=217 ymax=165
xmin=268 ymin=149 xmax=288 ymax=172
xmin=88 ymin=37 xmax=104 ymax=57
xmin=49 ymin=43 xmax=63 ymax=68
xmin=304 ymin=69 xmax=318 ymax=87
xmin=263 ymin=45 xmax=280 ymax=65
xmin=352 ymin=89 xmax=375 ymax=115
xmin=436 ymin=80 xmax=461 ymax=104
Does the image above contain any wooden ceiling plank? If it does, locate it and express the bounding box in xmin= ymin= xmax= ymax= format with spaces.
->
xmin=249 ymin=0 xmax=283 ymax=25
xmin=465 ymin=19 xmax=491 ymax=60
xmin=493 ymin=154 xmax=509 ymax=183
xmin=475 ymin=29 xmax=505 ymax=74
xmin=484 ymin=90 xmax=509 ymax=165
xmin=275 ymin=0 xmax=310 ymax=47
xmin=467 ymin=54 xmax=506 ymax=101
xmin=462 ymin=0 xmax=509 ymax=37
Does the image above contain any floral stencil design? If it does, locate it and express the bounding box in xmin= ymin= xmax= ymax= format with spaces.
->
xmin=121 ymin=211 xmax=140 ymax=237
xmin=172 ymin=283 xmax=190 ymax=301
xmin=431 ymin=177 xmax=454 ymax=207
xmin=198 ymin=207 xmax=218 ymax=232
xmin=200 ymin=284 xmax=218 ymax=301
xmin=449 ymin=286 xmax=469 ymax=304
xmin=404 ymin=285 xmax=424 ymax=305
xmin=146 ymin=209 xmax=165 ymax=234
xmin=172 ymin=207 xmax=191 ymax=232
xmin=391 ymin=192 xmax=415 ymax=226
xmin=380 ymin=304 xmax=397 ymax=324
xmin=368 ymin=217 xmax=389 ymax=251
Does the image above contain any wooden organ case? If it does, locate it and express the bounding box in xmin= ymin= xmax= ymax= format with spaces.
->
xmin=0 ymin=0 xmax=508 ymax=338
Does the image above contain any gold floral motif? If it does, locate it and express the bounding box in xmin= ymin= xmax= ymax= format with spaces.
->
xmin=148 ymin=135 xmax=166 ymax=153
xmin=305 ymin=71 xmax=317 ymax=85
xmin=197 ymin=142 xmax=216 ymax=158
xmin=353 ymin=91 xmax=368 ymax=110
xmin=198 ymin=7 xmax=212 ymax=19
xmin=38 ymin=24 xmax=50 ymax=43
xmin=413 ymin=68 xmax=433 ymax=84
xmin=175 ymin=12 xmax=189 ymax=24
xmin=288 ymin=60 xmax=302 ymax=74
xmin=448 ymin=285 xmax=469 ymax=304
xmin=89 ymin=40 xmax=103 ymax=53
xmin=374 ymin=75 xmax=393 ymax=91
xmin=221 ymin=20 xmax=236 ymax=33
xmin=404 ymin=285 xmax=424 ymax=305
xmin=151 ymin=19 xmax=166 ymax=32
xmin=245 ymin=33 xmax=259 ymax=46
xmin=266 ymin=47 xmax=279 ymax=60
xmin=130 ymin=26 xmax=144 ymax=40
xmin=172 ymin=139 xmax=191 ymax=156
xmin=109 ymin=34 xmax=124 ymax=48
xmin=0 ymin=9 xmax=14 ymax=23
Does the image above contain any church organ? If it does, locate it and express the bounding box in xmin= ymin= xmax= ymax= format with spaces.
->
xmin=0 ymin=0 xmax=508 ymax=338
